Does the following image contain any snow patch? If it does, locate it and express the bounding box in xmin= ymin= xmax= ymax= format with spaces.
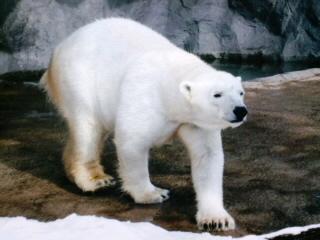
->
xmin=0 ymin=214 xmax=319 ymax=240
xmin=260 ymin=223 xmax=320 ymax=239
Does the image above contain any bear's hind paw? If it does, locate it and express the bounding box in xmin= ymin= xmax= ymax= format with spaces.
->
xmin=76 ymin=174 xmax=116 ymax=192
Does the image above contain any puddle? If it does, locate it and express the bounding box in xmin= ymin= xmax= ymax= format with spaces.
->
xmin=25 ymin=111 xmax=56 ymax=119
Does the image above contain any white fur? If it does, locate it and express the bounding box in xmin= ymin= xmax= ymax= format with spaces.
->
xmin=41 ymin=18 xmax=246 ymax=231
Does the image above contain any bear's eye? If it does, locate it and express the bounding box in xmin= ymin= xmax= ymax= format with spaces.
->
xmin=240 ymin=92 xmax=244 ymax=96
xmin=214 ymin=93 xmax=222 ymax=98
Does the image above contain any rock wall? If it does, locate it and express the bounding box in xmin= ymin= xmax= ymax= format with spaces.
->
xmin=0 ymin=0 xmax=319 ymax=74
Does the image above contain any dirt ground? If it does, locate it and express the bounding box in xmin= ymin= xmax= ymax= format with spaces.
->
xmin=0 ymin=73 xmax=320 ymax=237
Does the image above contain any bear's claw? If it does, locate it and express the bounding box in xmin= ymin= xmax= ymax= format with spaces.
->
xmin=199 ymin=218 xmax=233 ymax=231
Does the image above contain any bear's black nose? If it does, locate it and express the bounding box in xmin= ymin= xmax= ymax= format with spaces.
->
xmin=233 ymin=106 xmax=248 ymax=121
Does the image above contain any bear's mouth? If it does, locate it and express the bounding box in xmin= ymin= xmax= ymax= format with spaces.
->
xmin=229 ymin=116 xmax=247 ymax=124
xmin=230 ymin=119 xmax=243 ymax=123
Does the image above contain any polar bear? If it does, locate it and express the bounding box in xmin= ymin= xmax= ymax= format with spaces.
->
xmin=40 ymin=18 xmax=247 ymax=231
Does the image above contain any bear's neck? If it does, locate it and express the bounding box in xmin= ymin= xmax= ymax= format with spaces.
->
xmin=161 ymin=51 xmax=213 ymax=123
xmin=167 ymin=51 xmax=213 ymax=83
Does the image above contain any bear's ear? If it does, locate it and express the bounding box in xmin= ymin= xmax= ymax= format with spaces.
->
xmin=236 ymin=76 xmax=242 ymax=81
xmin=179 ymin=81 xmax=192 ymax=101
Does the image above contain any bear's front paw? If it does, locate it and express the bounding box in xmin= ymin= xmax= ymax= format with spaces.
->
xmin=196 ymin=207 xmax=235 ymax=232
xmin=132 ymin=186 xmax=170 ymax=204
xmin=155 ymin=187 xmax=170 ymax=200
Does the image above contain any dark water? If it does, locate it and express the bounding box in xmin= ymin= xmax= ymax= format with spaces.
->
xmin=210 ymin=61 xmax=320 ymax=81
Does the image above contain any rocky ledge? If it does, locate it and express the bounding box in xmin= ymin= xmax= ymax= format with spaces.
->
xmin=1 ymin=0 xmax=320 ymax=74
xmin=244 ymin=68 xmax=320 ymax=89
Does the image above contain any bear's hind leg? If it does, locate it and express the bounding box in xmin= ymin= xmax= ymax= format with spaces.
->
xmin=63 ymin=116 xmax=115 ymax=192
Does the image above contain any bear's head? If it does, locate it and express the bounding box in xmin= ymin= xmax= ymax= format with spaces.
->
xmin=179 ymin=71 xmax=247 ymax=129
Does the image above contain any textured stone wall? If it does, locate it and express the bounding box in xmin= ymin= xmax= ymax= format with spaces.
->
xmin=0 ymin=0 xmax=319 ymax=73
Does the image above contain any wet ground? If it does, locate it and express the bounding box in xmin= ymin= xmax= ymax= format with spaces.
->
xmin=1 ymin=72 xmax=320 ymax=237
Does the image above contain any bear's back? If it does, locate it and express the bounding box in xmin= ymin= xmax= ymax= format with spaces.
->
xmin=48 ymin=18 xmax=178 ymax=129
xmin=50 ymin=18 xmax=177 ymax=103
xmin=54 ymin=18 xmax=176 ymax=67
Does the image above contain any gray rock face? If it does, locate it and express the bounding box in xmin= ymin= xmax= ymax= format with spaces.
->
xmin=0 ymin=0 xmax=319 ymax=74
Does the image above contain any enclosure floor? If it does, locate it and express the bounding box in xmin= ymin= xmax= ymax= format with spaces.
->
xmin=1 ymin=76 xmax=320 ymax=237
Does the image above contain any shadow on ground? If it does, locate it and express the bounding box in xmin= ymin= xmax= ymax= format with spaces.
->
xmin=0 ymin=76 xmax=320 ymax=237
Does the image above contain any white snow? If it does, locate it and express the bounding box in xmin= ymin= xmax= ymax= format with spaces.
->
xmin=260 ymin=223 xmax=320 ymax=239
xmin=0 ymin=214 xmax=319 ymax=240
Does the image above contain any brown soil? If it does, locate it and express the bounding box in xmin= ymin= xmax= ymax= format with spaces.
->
xmin=0 ymin=77 xmax=320 ymax=237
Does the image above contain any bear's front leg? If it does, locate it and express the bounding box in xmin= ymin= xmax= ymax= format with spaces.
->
xmin=179 ymin=125 xmax=235 ymax=231
xmin=115 ymin=137 xmax=169 ymax=204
